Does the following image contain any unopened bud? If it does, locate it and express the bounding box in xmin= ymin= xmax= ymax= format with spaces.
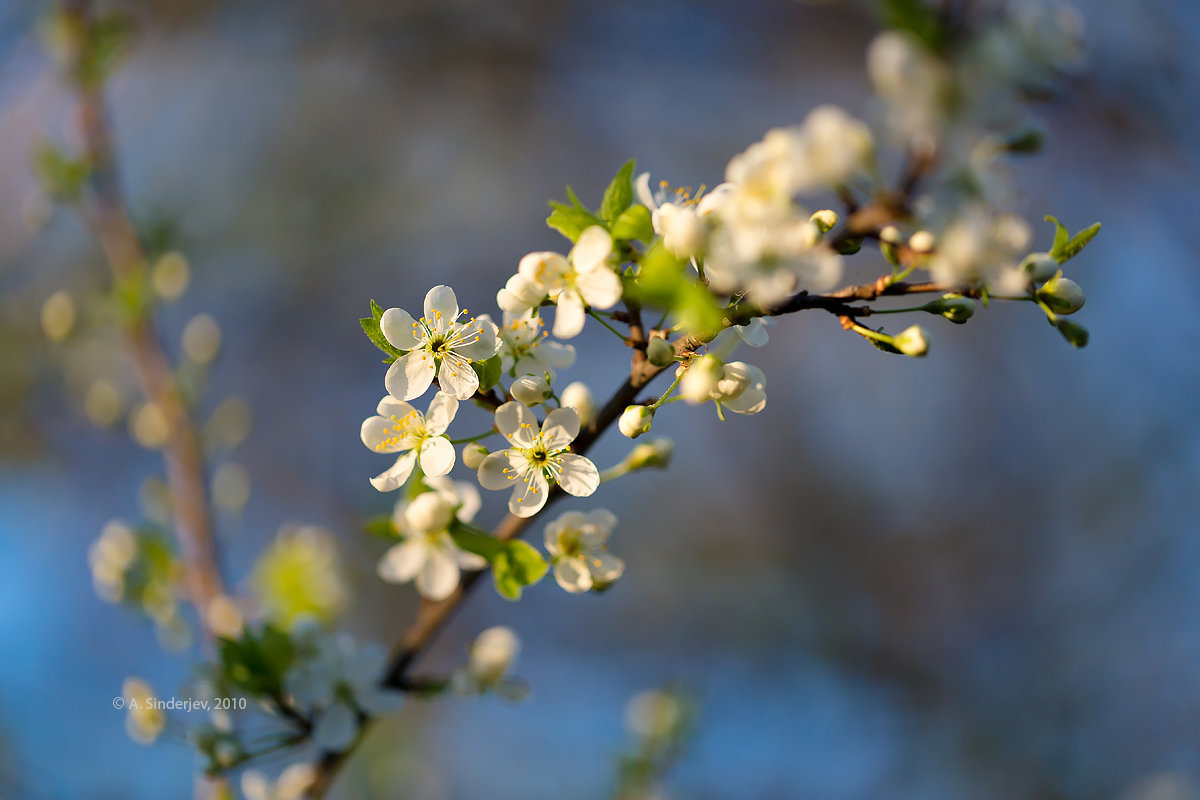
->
xmin=510 ymin=373 xmax=552 ymax=405
xmin=1037 ymin=275 xmax=1086 ymax=315
xmin=680 ymin=354 xmax=723 ymax=404
xmin=810 ymin=209 xmax=839 ymax=234
xmin=560 ymin=381 xmax=595 ymax=425
xmin=892 ymin=325 xmax=931 ymax=357
xmin=618 ymin=405 xmax=654 ymax=439
xmin=925 ymin=294 xmax=975 ymax=324
xmin=1021 ymin=252 xmax=1060 ymax=282
xmin=1054 ymin=318 xmax=1089 ymax=348
xmin=879 ymin=226 xmax=902 ymax=266
xmin=462 ymin=443 xmax=488 ymax=470
xmin=879 ymin=225 xmax=902 ymax=244
xmin=646 ymin=337 xmax=675 ymax=367
xmin=626 ymin=438 xmax=674 ymax=470
xmin=834 ymin=236 xmax=862 ymax=255
xmin=908 ymin=230 xmax=935 ymax=254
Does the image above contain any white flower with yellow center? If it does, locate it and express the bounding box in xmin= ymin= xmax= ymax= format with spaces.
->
xmin=377 ymin=477 xmax=486 ymax=601
xmin=381 ymin=285 xmax=500 ymax=401
xmin=483 ymin=310 xmax=576 ymax=377
xmin=510 ymin=226 xmax=623 ymax=339
xmin=360 ymin=392 xmax=458 ymax=492
xmin=543 ymin=509 xmax=624 ymax=593
xmin=477 ymin=402 xmax=599 ymax=517
xmin=635 ymin=173 xmax=714 ymax=260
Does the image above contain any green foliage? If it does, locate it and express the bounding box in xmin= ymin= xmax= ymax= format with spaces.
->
xmin=471 ymin=355 xmax=503 ymax=393
xmin=363 ymin=515 xmax=397 ymax=539
xmin=110 ymin=263 xmax=152 ymax=323
xmin=633 ymin=244 xmax=724 ymax=337
xmin=451 ymin=525 xmax=548 ymax=600
xmin=1045 ymin=216 xmax=1102 ymax=263
xmin=600 ymin=159 xmax=636 ymax=224
xmin=217 ymin=625 xmax=294 ymax=699
xmin=879 ymin=0 xmax=946 ymax=51
xmin=546 ymin=187 xmax=605 ymax=243
xmin=546 ymin=160 xmax=641 ymax=242
xmin=76 ymin=12 xmax=138 ymax=87
xmin=1002 ymin=128 xmax=1045 ymax=155
xmin=360 ymin=299 xmax=404 ymax=361
xmin=611 ymin=204 xmax=654 ymax=242
xmin=33 ymin=141 xmax=89 ymax=202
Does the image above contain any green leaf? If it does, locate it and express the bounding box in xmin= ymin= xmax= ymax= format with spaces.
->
xmin=405 ymin=464 xmax=429 ymax=501
xmin=32 ymin=141 xmax=90 ymax=202
xmin=880 ymin=0 xmax=946 ymax=51
xmin=599 ymin=159 xmax=636 ymax=224
xmin=1045 ymin=215 xmax=1070 ymax=259
xmin=76 ymin=12 xmax=138 ymax=88
xmin=491 ymin=541 xmax=548 ymax=601
xmin=610 ymin=203 xmax=654 ymax=242
xmin=1002 ymin=128 xmax=1045 ymax=155
xmin=217 ymin=626 xmax=294 ymax=698
xmin=631 ymin=243 xmax=724 ymax=337
xmin=364 ymin=515 xmax=397 ymax=539
xmin=449 ymin=525 xmax=548 ymax=600
xmin=361 ymin=299 xmax=404 ymax=359
xmin=1060 ymin=223 xmax=1101 ymax=261
xmin=471 ymin=355 xmax=503 ymax=393
xmin=546 ymin=201 xmax=603 ymax=243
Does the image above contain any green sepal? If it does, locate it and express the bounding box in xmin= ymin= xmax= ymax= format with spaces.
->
xmin=611 ymin=203 xmax=654 ymax=242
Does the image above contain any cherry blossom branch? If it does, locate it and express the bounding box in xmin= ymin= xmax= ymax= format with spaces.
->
xmin=60 ymin=0 xmax=227 ymax=641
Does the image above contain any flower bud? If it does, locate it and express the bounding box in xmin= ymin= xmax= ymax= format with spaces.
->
xmin=892 ymin=325 xmax=930 ymax=357
xmin=908 ymin=230 xmax=935 ymax=254
xmin=468 ymin=625 xmax=519 ymax=685
xmin=560 ymin=381 xmax=595 ymax=426
xmin=646 ymin=337 xmax=675 ymax=367
xmin=810 ymin=209 xmax=839 ymax=234
xmin=461 ymin=443 xmax=488 ymax=470
xmin=619 ymin=405 xmax=654 ymax=439
xmin=625 ymin=438 xmax=674 ymax=471
xmin=925 ymin=294 xmax=975 ymax=324
xmin=510 ymin=372 xmax=552 ymax=405
xmin=879 ymin=225 xmax=902 ymax=266
xmin=1021 ymin=251 xmax=1060 ymax=282
xmin=680 ymin=354 xmax=723 ymax=404
xmin=1037 ymin=275 xmax=1086 ymax=315
xmin=1054 ymin=318 xmax=1089 ymax=348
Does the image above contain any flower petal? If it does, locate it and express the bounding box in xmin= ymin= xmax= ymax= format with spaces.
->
xmin=369 ymin=450 xmax=417 ymax=492
xmin=575 ymin=265 xmax=623 ymax=310
xmin=477 ymin=451 xmax=519 ymax=490
xmin=423 ymin=392 xmax=458 ymax=435
xmin=415 ymin=548 xmax=460 ymax=600
xmin=376 ymin=395 xmax=416 ymax=419
xmin=533 ymin=340 xmax=575 ymax=370
xmin=518 ymin=252 xmax=570 ymax=292
xmin=555 ymin=453 xmax=599 ymax=497
xmin=385 ymin=351 xmax=436 ymax=401
xmin=552 ymin=289 xmax=586 ymax=339
xmin=380 ymin=307 xmax=421 ymax=351
xmin=418 ymin=436 xmax=455 ymax=476
xmin=377 ymin=537 xmax=427 ymax=583
xmin=509 ymin=474 xmax=549 ymax=517
xmin=437 ymin=354 xmax=479 ymax=400
xmin=735 ymin=318 xmax=770 ymax=347
xmin=586 ymin=551 xmax=624 ymax=583
xmin=571 ymin=226 xmax=613 ymax=273
xmin=634 ymin=171 xmax=656 ymax=210
xmin=424 ymin=285 xmax=459 ymax=322
xmin=723 ymin=387 xmax=766 ymax=414
xmin=541 ymin=407 xmax=580 ymax=450
xmin=494 ymin=401 xmax=537 ymax=447
xmin=312 ymin=702 xmax=358 ymax=753
xmin=498 ymin=273 xmax=544 ymax=314
xmin=554 ymin=557 xmax=592 ymax=593
xmin=455 ymin=317 xmax=500 ymax=361
xmin=361 ymin=415 xmax=402 ymax=453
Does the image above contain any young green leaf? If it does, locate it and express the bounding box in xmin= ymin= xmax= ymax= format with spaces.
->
xmin=1060 ymin=223 xmax=1101 ymax=261
xmin=361 ymin=299 xmax=404 ymax=358
xmin=471 ymin=355 xmax=504 ymax=393
xmin=547 ymin=200 xmax=604 ymax=243
xmin=600 ymin=159 xmax=636 ymax=224
xmin=364 ymin=515 xmax=397 ymax=539
xmin=611 ymin=203 xmax=654 ymax=242
xmin=491 ymin=541 xmax=548 ymax=601
xmin=1045 ymin=215 xmax=1071 ymax=259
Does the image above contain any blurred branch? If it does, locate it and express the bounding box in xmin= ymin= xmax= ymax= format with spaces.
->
xmin=58 ymin=0 xmax=226 ymax=640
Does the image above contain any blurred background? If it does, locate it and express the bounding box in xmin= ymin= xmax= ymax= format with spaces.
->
xmin=2 ymin=0 xmax=1199 ymax=798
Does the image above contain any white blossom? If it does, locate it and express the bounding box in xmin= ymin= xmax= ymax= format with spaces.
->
xmin=927 ymin=207 xmax=1031 ymax=292
xmin=635 ymin=173 xmax=712 ymax=259
xmin=122 ymin=677 xmax=164 ymax=744
xmin=381 ymin=285 xmax=500 ymax=401
xmin=486 ymin=310 xmax=575 ymax=377
xmin=543 ymin=509 xmax=624 ymax=593
xmin=713 ymin=361 xmax=768 ymax=414
xmin=508 ymin=227 xmax=623 ymax=339
xmin=283 ymin=624 xmax=402 ymax=752
xmin=510 ymin=372 xmax=553 ymax=406
xmin=560 ymin=381 xmax=595 ymax=425
xmin=477 ymin=403 xmax=599 ymax=517
xmin=241 ymin=765 xmax=316 ymax=800
xmin=377 ymin=477 xmax=486 ymax=601
xmin=360 ymin=392 xmax=458 ymax=492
